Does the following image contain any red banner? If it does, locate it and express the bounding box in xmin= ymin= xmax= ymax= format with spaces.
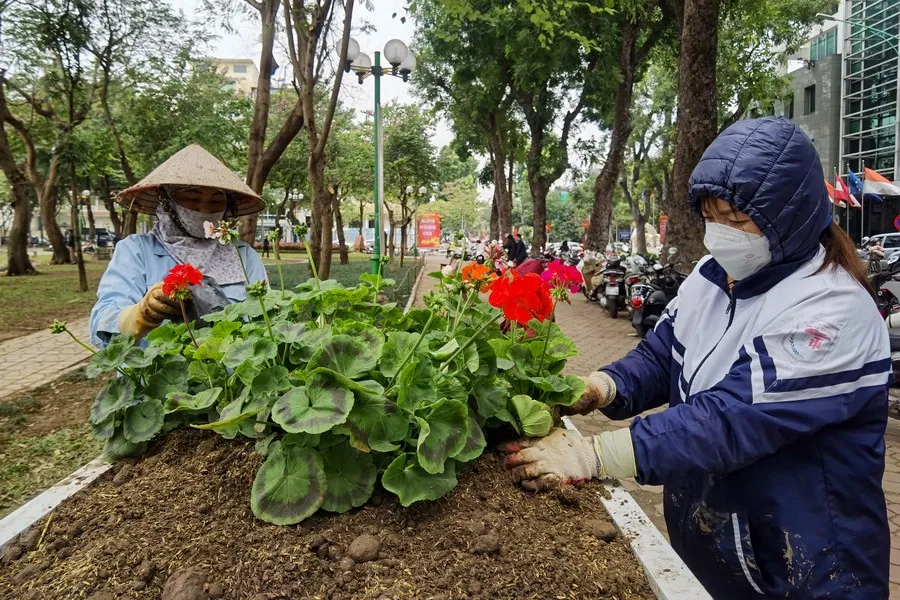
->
xmin=417 ymin=213 xmax=441 ymax=248
xmin=659 ymin=215 xmax=669 ymax=244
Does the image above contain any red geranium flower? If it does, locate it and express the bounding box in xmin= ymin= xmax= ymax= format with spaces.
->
xmin=488 ymin=269 xmax=553 ymax=325
xmin=163 ymin=264 xmax=203 ymax=300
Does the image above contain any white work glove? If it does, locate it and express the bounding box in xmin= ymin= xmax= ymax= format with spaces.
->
xmin=499 ymin=427 xmax=636 ymax=491
xmin=118 ymin=282 xmax=182 ymax=340
xmin=560 ymin=371 xmax=617 ymax=416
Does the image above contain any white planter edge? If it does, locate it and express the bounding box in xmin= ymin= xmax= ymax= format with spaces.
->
xmin=562 ymin=416 xmax=712 ymax=600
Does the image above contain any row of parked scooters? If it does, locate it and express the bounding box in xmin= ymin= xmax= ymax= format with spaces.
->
xmin=575 ymin=247 xmax=688 ymax=338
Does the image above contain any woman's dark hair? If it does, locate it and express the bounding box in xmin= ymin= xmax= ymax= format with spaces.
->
xmin=506 ymin=234 xmax=514 ymax=243
xmin=816 ymin=222 xmax=874 ymax=298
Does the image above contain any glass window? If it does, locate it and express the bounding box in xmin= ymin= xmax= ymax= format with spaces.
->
xmin=882 ymin=236 xmax=900 ymax=248
xmin=785 ymin=95 xmax=794 ymax=119
xmin=849 ymin=119 xmax=862 ymax=133
xmin=233 ymin=64 xmax=248 ymax=74
xmin=810 ymin=41 xmax=818 ymax=61
xmin=827 ymin=30 xmax=837 ymax=55
xmin=804 ymin=85 xmax=816 ymax=114
xmin=818 ymin=37 xmax=827 ymax=59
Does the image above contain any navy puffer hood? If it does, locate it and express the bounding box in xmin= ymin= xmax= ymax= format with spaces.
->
xmin=688 ymin=116 xmax=832 ymax=266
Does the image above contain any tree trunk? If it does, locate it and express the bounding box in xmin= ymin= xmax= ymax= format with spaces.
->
xmin=486 ymin=128 xmax=512 ymax=236
xmin=490 ymin=189 xmax=499 ymax=240
xmin=124 ymin=210 xmax=138 ymax=236
xmin=586 ymin=22 xmax=638 ymax=252
xmin=333 ymin=192 xmax=349 ymax=265
xmin=665 ymin=0 xmax=720 ymax=263
xmin=37 ymin=158 xmax=69 ymax=264
xmin=241 ymin=0 xmax=281 ymax=245
xmin=0 ymin=108 xmax=35 ymax=275
xmin=528 ymin=174 xmax=549 ymax=255
xmin=86 ymin=199 xmax=96 ymax=242
xmin=69 ymin=161 xmax=88 ymax=292
xmin=101 ymin=175 xmax=123 ymax=238
xmin=621 ymin=180 xmax=648 ymax=255
xmin=309 ymin=157 xmax=333 ymax=280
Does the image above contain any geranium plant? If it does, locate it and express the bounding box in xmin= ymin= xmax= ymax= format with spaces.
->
xmin=67 ymin=256 xmax=583 ymax=526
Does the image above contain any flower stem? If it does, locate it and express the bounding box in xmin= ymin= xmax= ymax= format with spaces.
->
xmin=180 ymin=301 xmax=200 ymax=349
xmin=258 ymin=297 xmax=277 ymax=345
xmin=440 ymin=314 xmax=496 ymax=373
xmin=303 ymin=241 xmax=321 ymax=290
xmin=65 ymin=330 xmax=96 ymax=355
xmin=274 ymin=241 xmax=285 ymax=298
xmin=234 ymin=242 xmax=251 ymax=284
xmin=387 ymin=313 xmax=435 ymax=389
xmin=451 ymin=289 xmax=478 ymax=335
xmin=537 ymin=302 xmax=557 ymax=372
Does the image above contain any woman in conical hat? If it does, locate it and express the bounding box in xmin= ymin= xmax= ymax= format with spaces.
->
xmin=89 ymin=145 xmax=268 ymax=347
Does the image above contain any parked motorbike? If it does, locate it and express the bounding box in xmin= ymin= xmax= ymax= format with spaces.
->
xmin=577 ymin=251 xmax=604 ymax=301
xmin=629 ymin=250 xmax=688 ymax=338
xmin=599 ymin=254 xmax=627 ymax=318
xmin=869 ymin=245 xmax=900 ymax=318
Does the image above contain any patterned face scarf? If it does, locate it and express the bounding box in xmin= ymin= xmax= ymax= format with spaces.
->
xmin=150 ymin=195 xmax=246 ymax=286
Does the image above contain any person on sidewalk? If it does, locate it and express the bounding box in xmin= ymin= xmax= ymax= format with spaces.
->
xmin=503 ymin=234 xmax=517 ymax=264
xmin=514 ymin=233 xmax=528 ymax=266
xmin=89 ymin=145 xmax=267 ymax=348
xmin=262 ymin=236 xmax=271 ymax=258
xmin=501 ymin=117 xmax=890 ymax=599
xmin=66 ymin=229 xmax=76 ymax=263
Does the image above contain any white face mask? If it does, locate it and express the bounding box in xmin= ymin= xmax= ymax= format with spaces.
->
xmin=173 ymin=202 xmax=225 ymax=238
xmin=703 ymin=222 xmax=771 ymax=280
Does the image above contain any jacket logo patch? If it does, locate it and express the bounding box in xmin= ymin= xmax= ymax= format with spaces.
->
xmin=781 ymin=321 xmax=838 ymax=363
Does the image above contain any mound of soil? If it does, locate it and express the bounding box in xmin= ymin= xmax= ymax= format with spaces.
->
xmin=0 ymin=429 xmax=654 ymax=600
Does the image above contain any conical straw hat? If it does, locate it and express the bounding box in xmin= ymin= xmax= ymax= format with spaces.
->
xmin=116 ymin=145 xmax=265 ymax=216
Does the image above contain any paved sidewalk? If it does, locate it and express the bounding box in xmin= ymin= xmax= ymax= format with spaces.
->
xmin=0 ymin=316 xmax=92 ymax=400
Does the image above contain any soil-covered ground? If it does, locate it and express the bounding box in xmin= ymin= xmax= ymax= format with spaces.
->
xmin=0 ymin=429 xmax=654 ymax=600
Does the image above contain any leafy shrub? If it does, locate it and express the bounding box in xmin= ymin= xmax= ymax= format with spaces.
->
xmin=81 ymin=271 xmax=582 ymax=525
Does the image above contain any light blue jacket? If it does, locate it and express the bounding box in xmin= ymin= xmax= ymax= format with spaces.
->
xmin=89 ymin=233 xmax=267 ymax=348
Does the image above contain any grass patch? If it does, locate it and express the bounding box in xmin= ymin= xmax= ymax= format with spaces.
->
xmin=0 ymin=425 xmax=102 ymax=518
xmin=0 ymin=261 xmax=107 ymax=342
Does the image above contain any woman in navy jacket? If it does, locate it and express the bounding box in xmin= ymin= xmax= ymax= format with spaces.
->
xmin=502 ymin=117 xmax=890 ymax=599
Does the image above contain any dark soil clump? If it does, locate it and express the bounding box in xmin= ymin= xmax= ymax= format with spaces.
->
xmin=0 ymin=429 xmax=654 ymax=599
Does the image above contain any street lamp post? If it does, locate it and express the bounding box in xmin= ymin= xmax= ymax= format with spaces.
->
xmin=345 ymin=38 xmax=416 ymax=275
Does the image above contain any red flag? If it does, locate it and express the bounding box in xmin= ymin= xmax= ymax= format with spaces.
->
xmin=825 ymin=180 xmax=846 ymax=208
xmin=835 ymin=176 xmax=861 ymax=208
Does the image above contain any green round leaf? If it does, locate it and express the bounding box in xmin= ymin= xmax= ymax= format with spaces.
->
xmin=320 ymin=445 xmax=377 ymax=513
xmin=308 ymin=334 xmax=378 ymax=379
xmin=380 ymin=332 xmax=422 ymax=379
xmin=193 ymin=337 xmax=232 ymax=361
xmin=251 ymin=366 xmax=291 ymax=396
xmin=164 ymin=387 xmax=222 ymax=413
xmin=223 ymin=337 xmax=277 ymax=369
xmin=104 ymin=427 xmax=147 ymax=461
xmin=454 ymin=414 xmax=487 ymax=463
xmin=415 ymin=399 xmax=468 ymax=474
xmin=86 ymin=334 xmax=135 ymax=377
xmin=123 ymin=399 xmax=165 ymax=443
xmin=335 ymin=322 xmax=385 ymax=357
xmin=89 ymin=378 xmax=136 ymax=425
xmin=397 ymin=359 xmax=438 ymax=410
xmin=382 ymin=453 xmax=457 ymax=508
xmin=510 ymin=394 xmax=552 ymax=437
xmin=337 ymin=392 xmax=408 ymax=453
xmin=271 ymin=373 xmax=354 ymax=434
xmin=145 ymin=358 xmax=189 ymax=400
xmin=90 ymin=415 xmax=116 ymax=442
xmin=473 ymin=380 xmax=508 ymax=419
xmin=272 ymin=321 xmax=308 ymax=344
xmin=251 ymin=445 xmax=326 ymax=525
